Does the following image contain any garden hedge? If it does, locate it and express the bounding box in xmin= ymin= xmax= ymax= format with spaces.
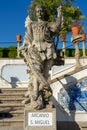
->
xmin=0 ymin=47 xmax=86 ymax=58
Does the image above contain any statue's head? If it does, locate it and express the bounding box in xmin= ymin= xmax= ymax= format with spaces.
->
xmin=35 ymin=5 xmax=46 ymax=20
xmin=35 ymin=5 xmax=45 ymax=11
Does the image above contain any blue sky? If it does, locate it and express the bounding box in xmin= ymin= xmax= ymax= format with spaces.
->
xmin=76 ymin=0 xmax=87 ymax=33
xmin=0 ymin=0 xmax=30 ymax=45
xmin=0 ymin=0 xmax=86 ymax=47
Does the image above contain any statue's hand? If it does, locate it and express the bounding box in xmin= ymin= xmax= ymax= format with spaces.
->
xmin=57 ymin=5 xmax=62 ymax=17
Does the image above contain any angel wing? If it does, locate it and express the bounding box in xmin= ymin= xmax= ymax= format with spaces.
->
xmin=25 ymin=15 xmax=33 ymax=28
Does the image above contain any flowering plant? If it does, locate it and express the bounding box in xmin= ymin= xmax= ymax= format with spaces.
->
xmin=69 ymin=21 xmax=82 ymax=29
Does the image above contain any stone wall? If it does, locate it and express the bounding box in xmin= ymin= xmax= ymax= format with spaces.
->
xmin=0 ymin=58 xmax=29 ymax=88
xmin=50 ymin=58 xmax=87 ymax=129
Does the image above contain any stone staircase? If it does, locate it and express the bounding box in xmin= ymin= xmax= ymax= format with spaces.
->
xmin=0 ymin=88 xmax=27 ymax=129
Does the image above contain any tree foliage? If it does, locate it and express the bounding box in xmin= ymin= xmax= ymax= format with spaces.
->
xmin=29 ymin=0 xmax=61 ymax=21
xmin=28 ymin=0 xmax=85 ymax=34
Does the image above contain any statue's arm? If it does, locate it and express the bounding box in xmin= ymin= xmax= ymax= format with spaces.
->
xmin=49 ymin=5 xmax=63 ymax=33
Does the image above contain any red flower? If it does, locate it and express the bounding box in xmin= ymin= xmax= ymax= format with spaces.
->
xmin=69 ymin=21 xmax=82 ymax=29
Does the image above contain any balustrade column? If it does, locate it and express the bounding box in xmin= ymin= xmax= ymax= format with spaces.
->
xmin=16 ymin=34 xmax=22 ymax=58
xmin=82 ymin=33 xmax=86 ymax=57
xmin=61 ymin=34 xmax=66 ymax=57
xmin=62 ymin=41 xmax=66 ymax=57
xmin=74 ymin=42 xmax=82 ymax=69
xmin=82 ymin=41 xmax=86 ymax=57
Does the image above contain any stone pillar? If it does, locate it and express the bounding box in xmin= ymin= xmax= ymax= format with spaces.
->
xmin=82 ymin=41 xmax=86 ymax=57
xmin=74 ymin=42 xmax=82 ymax=69
xmin=17 ymin=41 xmax=20 ymax=58
xmin=16 ymin=34 xmax=22 ymax=58
xmin=71 ymin=35 xmax=82 ymax=70
xmin=82 ymin=33 xmax=86 ymax=57
xmin=62 ymin=41 xmax=66 ymax=57
xmin=61 ymin=34 xmax=66 ymax=57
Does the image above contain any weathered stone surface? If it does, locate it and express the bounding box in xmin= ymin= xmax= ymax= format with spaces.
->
xmin=19 ymin=4 xmax=63 ymax=110
xmin=0 ymin=126 xmax=24 ymax=130
xmin=71 ymin=35 xmax=82 ymax=43
xmin=0 ymin=88 xmax=27 ymax=127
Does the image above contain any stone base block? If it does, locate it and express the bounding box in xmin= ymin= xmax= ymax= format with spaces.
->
xmin=24 ymin=106 xmax=57 ymax=130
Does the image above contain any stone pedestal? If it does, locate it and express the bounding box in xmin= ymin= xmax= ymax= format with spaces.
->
xmin=71 ymin=35 xmax=82 ymax=70
xmin=62 ymin=41 xmax=66 ymax=57
xmin=74 ymin=42 xmax=82 ymax=69
xmin=82 ymin=41 xmax=86 ymax=57
xmin=24 ymin=106 xmax=57 ymax=130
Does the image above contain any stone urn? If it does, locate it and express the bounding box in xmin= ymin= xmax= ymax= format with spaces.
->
xmin=16 ymin=34 xmax=22 ymax=42
xmin=71 ymin=26 xmax=80 ymax=36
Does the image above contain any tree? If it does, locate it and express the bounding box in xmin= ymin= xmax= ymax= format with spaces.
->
xmin=29 ymin=0 xmax=61 ymax=21
xmin=29 ymin=0 xmax=85 ymax=22
xmin=28 ymin=0 xmax=85 ymax=35
xmin=61 ymin=2 xmax=85 ymax=34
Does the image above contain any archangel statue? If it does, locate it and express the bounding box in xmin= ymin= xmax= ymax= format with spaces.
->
xmin=19 ymin=4 xmax=63 ymax=109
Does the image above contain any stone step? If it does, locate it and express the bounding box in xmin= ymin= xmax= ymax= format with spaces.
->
xmin=10 ymin=110 xmax=24 ymax=117
xmin=0 ymin=93 xmax=25 ymax=98
xmin=0 ymin=103 xmax=24 ymax=110
xmin=0 ymin=88 xmax=27 ymax=94
xmin=0 ymin=109 xmax=24 ymax=117
xmin=0 ymin=97 xmax=24 ymax=103
xmin=0 ymin=117 xmax=24 ymax=126
xmin=0 ymin=126 xmax=24 ymax=130
xmin=0 ymin=88 xmax=26 ymax=128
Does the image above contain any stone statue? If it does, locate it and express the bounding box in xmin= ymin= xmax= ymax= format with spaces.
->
xmin=19 ymin=5 xmax=63 ymax=109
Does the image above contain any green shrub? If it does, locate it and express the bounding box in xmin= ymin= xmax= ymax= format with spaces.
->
xmin=79 ymin=49 xmax=83 ymax=57
xmin=3 ymin=48 xmax=9 ymax=57
xmin=8 ymin=46 xmax=17 ymax=58
xmin=71 ymin=49 xmax=75 ymax=57
xmin=8 ymin=46 xmax=17 ymax=50
xmin=0 ymin=51 xmax=3 ymax=57
xmin=0 ymin=51 xmax=3 ymax=58
xmin=86 ymin=49 xmax=87 ymax=56
xmin=71 ymin=49 xmax=83 ymax=57
xmin=65 ymin=49 xmax=70 ymax=57
xmin=65 ymin=49 xmax=76 ymax=57
xmin=8 ymin=50 xmax=17 ymax=58
xmin=0 ymin=48 xmax=3 ymax=57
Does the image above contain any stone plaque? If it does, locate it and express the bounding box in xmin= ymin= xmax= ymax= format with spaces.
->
xmin=28 ymin=112 xmax=52 ymax=126
xmin=24 ymin=107 xmax=56 ymax=130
